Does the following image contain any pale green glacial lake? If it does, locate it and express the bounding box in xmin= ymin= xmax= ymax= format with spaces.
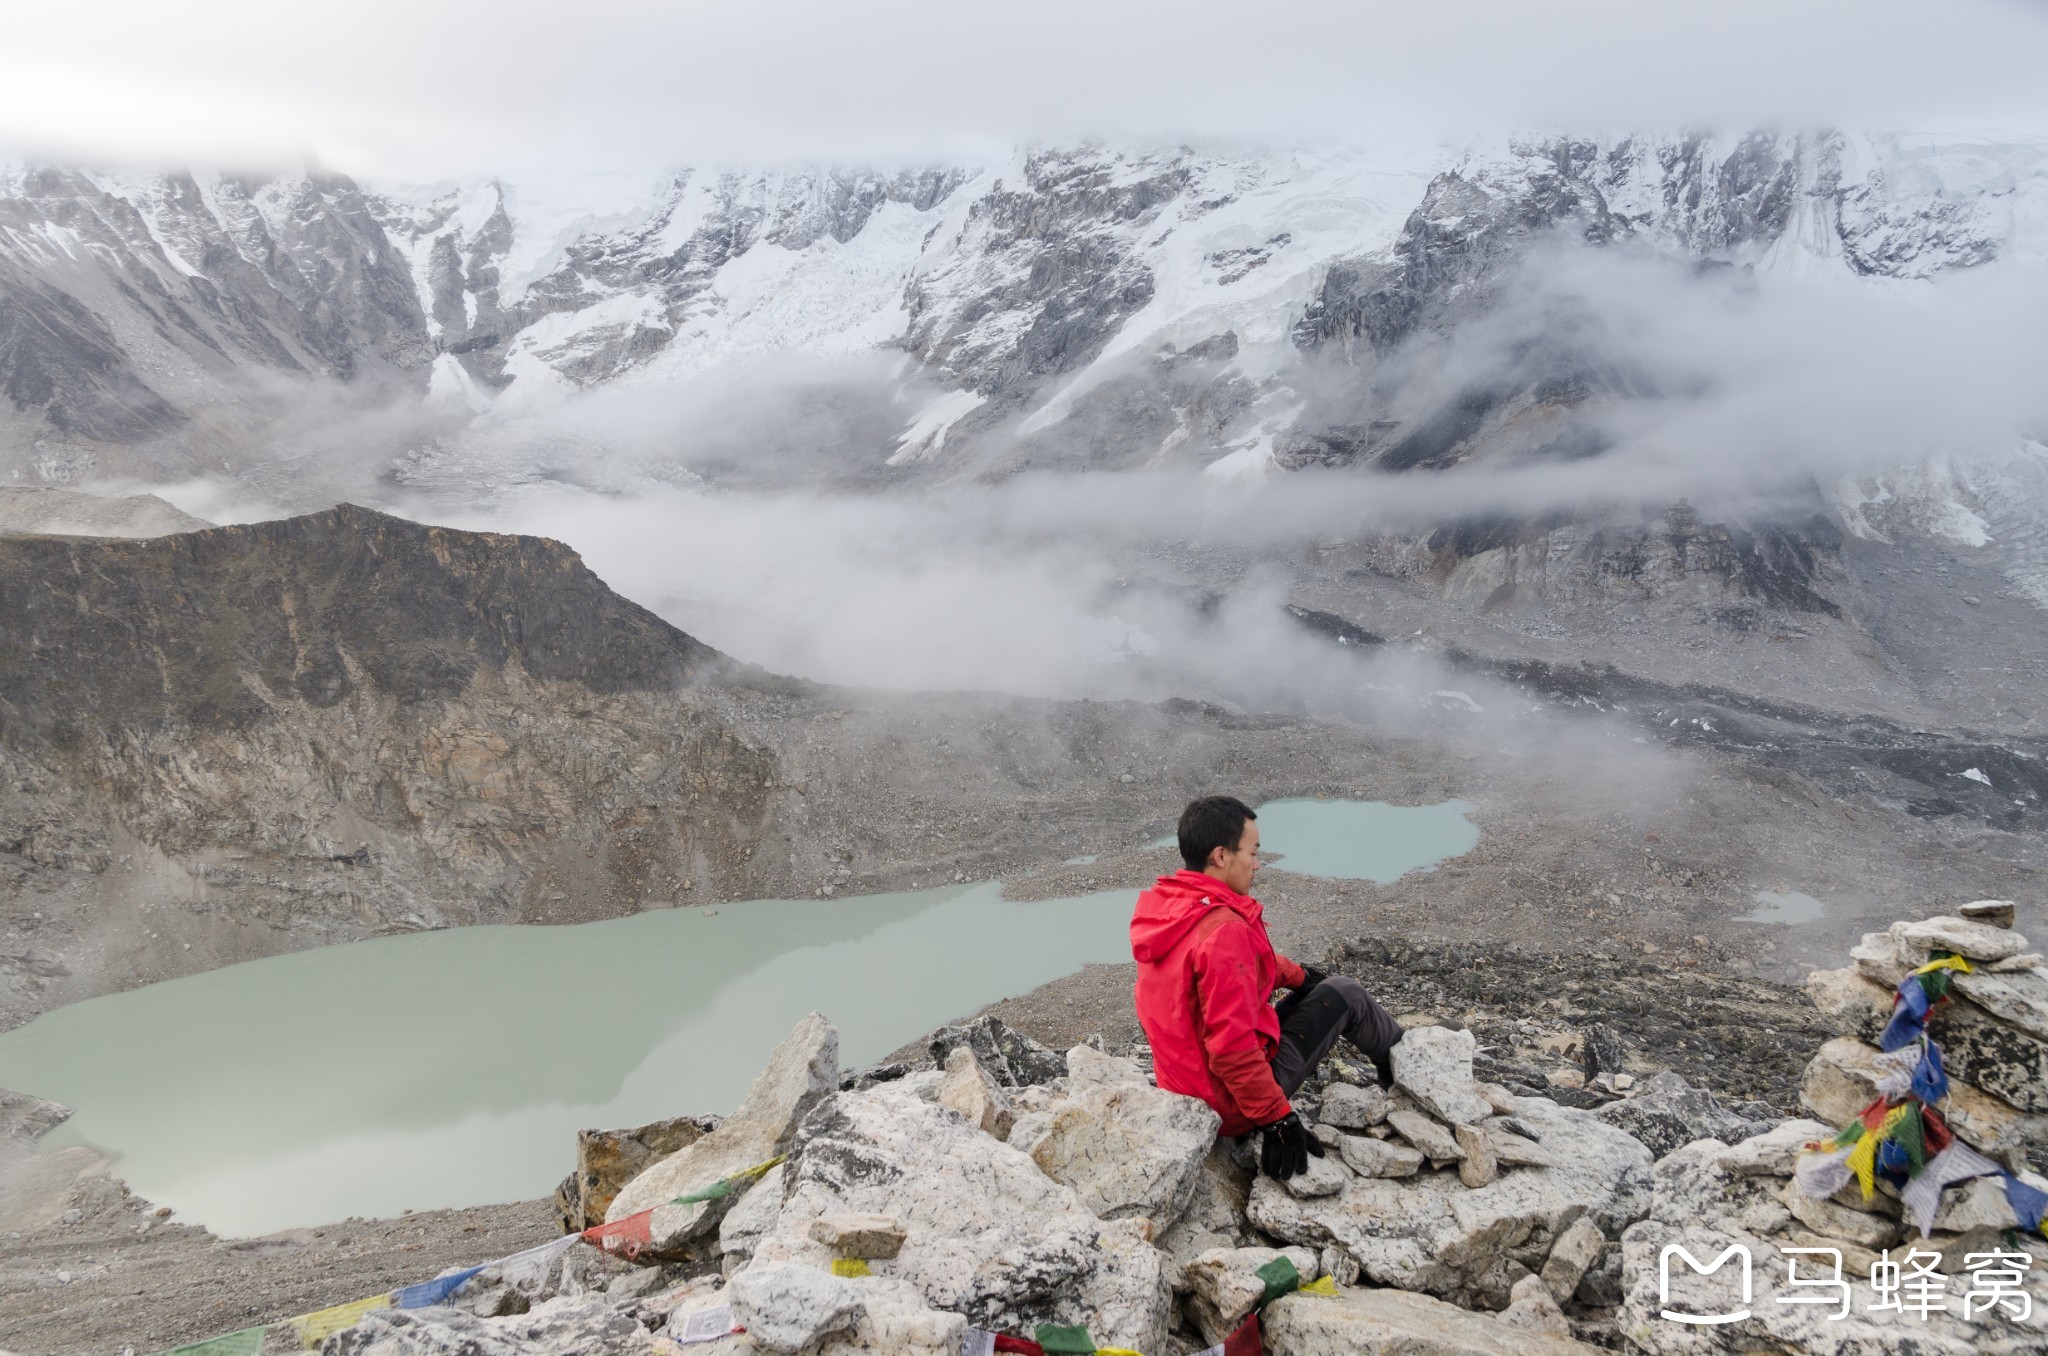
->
xmin=0 ymin=884 xmax=1130 ymax=1237
xmin=1153 ymin=798 xmax=1479 ymax=882
xmin=0 ymin=799 xmax=1479 ymax=1236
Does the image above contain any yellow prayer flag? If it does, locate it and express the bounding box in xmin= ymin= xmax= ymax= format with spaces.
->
xmin=830 ymin=1258 xmax=871 ymax=1278
xmin=1843 ymin=1104 xmax=1908 ymax=1202
xmin=1095 ymin=1348 xmax=1147 ymax=1355
xmin=1912 ymin=955 xmax=1974 ymax=976
xmin=1299 ymin=1275 xmax=1340 ymax=1296
xmin=289 ymin=1293 xmax=392 ymax=1348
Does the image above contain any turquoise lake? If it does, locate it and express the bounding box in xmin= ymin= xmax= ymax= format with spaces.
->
xmin=0 ymin=798 xmax=1481 ymax=1236
xmin=0 ymin=884 xmax=1131 ymax=1236
xmin=1154 ymin=798 xmax=1479 ymax=882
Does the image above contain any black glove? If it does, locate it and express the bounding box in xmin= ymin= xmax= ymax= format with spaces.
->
xmin=1273 ymin=966 xmax=1327 ymax=1025
xmin=1257 ymin=1110 xmax=1325 ymax=1180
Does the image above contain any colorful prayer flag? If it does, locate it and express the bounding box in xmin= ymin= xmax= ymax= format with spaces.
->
xmin=831 ymin=1258 xmax=872 ymax=1278
xmin=583 ymin=1209 xmax=655 ymax=1259
xmin=671 ymin=1155 xmax=786 ymax=1206
xmin=393 ymin=1265 xmax=484 ymax=1309
xmin=1796 ymin=1147 xmax=1854 ymax=1201
xmin=489 ymin=1233 xmax=579 ymax=1293
xmin=676 ymin=1304 xmax=738 ymax=1344
xmin=1255 ymin=1254 xmax=1302 ymax=1306
xmin=1881 ymin=976 xmax=1931 ymax=1051
xmin=992 ymin=1336 xmax=1045 ymax=1355
xmin=288 ymin=1293 xmax=392 ymax=1348
xmin=1910 ymin=1041 xmax=1950 ymax=1106
xmin=1900 ymin=1142 xmax=2003 ymax=1236
xmin=1224 ymin=1312 xmax=1262 ymax=1356
xmin=154 ymin=1326 xmax=269 ymax=1356
xmin=1034 ymin=1324 xmax=1096 ymax=1354
xmin=2002 ymin=1174 xmax=2048 ymax=1233
xmin=1298 ymin=1275 xmax=1340 ymax=1296
xmin=1911 ymin=954 xmax=1974 ymax=978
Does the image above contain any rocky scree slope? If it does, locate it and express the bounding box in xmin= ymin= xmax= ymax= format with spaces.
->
xmin=270 ymin=904 xmax=2048 ymax=1356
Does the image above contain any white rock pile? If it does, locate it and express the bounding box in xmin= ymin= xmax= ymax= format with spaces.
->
xmin=326 ymin=905 xmax=2048 ymax=1356
xmin=1618 ymin=903 xmax=2048 ymax=1355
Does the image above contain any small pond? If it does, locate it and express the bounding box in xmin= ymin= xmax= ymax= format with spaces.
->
xmin=1154 ymin=798 xmax=1479 ymax=883
xmin=1744 ymin=890 xmax=1826 ymax=926
xmin=0 ymin=883 xmax=1131 ymax=1237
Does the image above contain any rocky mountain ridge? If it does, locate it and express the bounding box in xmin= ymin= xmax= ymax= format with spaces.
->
xmin=2 ymin=131 xmax=2039 ymax=484
xmin=0 ymin=503 xmax=1481 ymax=1031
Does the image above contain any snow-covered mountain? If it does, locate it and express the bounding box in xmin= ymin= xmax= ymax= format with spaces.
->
xmin=4 ymin=131 xmax=2047 ymax=633
xmin=5 ymin=131 xmax=2043 ymax=484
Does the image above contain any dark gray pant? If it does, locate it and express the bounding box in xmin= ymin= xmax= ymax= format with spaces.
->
xmin=1270 ymin=974 xmax=1402 ymax=1095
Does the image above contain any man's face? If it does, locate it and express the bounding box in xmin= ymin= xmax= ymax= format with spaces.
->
xmin=1207 ymin=819 xmax=1261 ymax=895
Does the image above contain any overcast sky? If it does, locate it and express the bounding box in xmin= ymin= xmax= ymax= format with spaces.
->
xmin=4 ymin=0 xmax=2047 ymax=179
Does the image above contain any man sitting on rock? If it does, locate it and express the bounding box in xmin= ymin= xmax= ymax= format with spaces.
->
xmin=1132 ymin=795 xmax=1403 ymax=1180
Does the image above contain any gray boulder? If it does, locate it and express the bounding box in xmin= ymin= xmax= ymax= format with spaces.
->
xmin=324 ymin=1296 xmax=652 ymax=1355
xmin=1386 ymin=1107 xmax=1463 ymax=1162
xmin=1802 ymin=1036 xmax=2048 ymax=1163
xmin=606 ymin=1013 xmax=839 ymax=1254
xmin=1316 ymin=1083 xmax=1388 ymax=1130
xmin=1014 ymin=1046 xmax=1221 ymax=1223
xmin=1247 ymin=1097 xmax=1654 ymax=1309
xmin=716 ymin=1162 xmax=786 ymax=1266
xmin=727 ymin=1263 xmax=867 ymax=1351
xmin=1181 ymin=1245 xmax=1320 ymax=1345
xmin=1261 ymin=1285 xmax=1604 ymax=1355
xmin=927 ymin=1016 xmax=1068 ymax=1087
xmin=1333 ymin=1135 xmax=1424 ymax=1179
xmin=1595 ymin=1072 xmax=1771 ymax=1160
xmin=1391 ymin=1026 xmax=1494 ymax=1126
xmin=936 ymin=1046 xmax=1013 ymax=1137
xmin=750 ymin=1086 xmax=1171 ymax=1353
xmin=1808 ymin=964 xmax=2048 ymax=1113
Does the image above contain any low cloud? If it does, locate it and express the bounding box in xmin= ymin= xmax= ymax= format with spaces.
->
xmin=3 ymin=2 xmax=2046 ymax=177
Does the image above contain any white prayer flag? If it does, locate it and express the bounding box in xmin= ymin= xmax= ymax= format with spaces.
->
xmin=678 ymin=1304 xmax=738 ymax=1344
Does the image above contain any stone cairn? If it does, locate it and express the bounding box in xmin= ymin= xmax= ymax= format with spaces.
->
xmin=326 ymin=908 xmax=2048 ymax=1356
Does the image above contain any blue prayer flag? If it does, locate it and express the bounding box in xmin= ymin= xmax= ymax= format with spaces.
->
xmin=1909 ymin=1041 xmax=1950 ymax=1105
xmin=2003 ymin=1174 xmax=2048 ymax=1233
xmin=1880 ymin=976 xmax=1931 ymax=1051
xmin=394 ymin=1266 xmax=485 ymax=1309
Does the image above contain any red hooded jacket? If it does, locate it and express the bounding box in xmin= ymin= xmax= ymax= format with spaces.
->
xmin=1130 ymin=870 xmax=1305 ymax=1137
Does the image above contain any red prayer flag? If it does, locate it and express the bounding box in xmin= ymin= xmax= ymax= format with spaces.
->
xmin=993 ymin=1338 xmax=1044 ymax=1355
xmin=1224 ymin=1311 xmax=1262 ymax=1356
xmin=581 ymin=1209 xmax=654 ymax=1260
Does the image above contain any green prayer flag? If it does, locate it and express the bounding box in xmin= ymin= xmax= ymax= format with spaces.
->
xmin=672 ymin=1177 xmax=740 ymax=1205
xmin=1035 ymin=1323 xmax=1098 ymax=1353
xmin=1256 ymin=1255 xmax=1303 ymax=1307
xmin=155 ymin=1326 xmax=269 ymax=1356
xmin=1894 ymin=1103 xmax=1928 ymax=1173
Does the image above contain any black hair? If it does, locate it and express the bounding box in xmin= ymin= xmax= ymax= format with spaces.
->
xmin=1178 ymin=795 xmax=1256 ymax=872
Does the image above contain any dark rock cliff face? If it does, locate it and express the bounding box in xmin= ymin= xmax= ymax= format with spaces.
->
xmin=0 ymin=505 xmax=1404 ymax=1029
xmin=0 ymin=504 xmax=717 ymax=747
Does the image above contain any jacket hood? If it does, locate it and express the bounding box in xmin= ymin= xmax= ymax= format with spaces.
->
xmin=1130 ymin=869 xmax=1262 ymax=962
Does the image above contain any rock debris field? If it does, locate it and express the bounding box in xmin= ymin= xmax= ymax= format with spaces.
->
xmin=9 ymin=905 xmax=2047 ymax=1356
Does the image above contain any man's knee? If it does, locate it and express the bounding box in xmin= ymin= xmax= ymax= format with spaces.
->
xmin=1324 ymin=974 xmax=1401 ymax=1057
